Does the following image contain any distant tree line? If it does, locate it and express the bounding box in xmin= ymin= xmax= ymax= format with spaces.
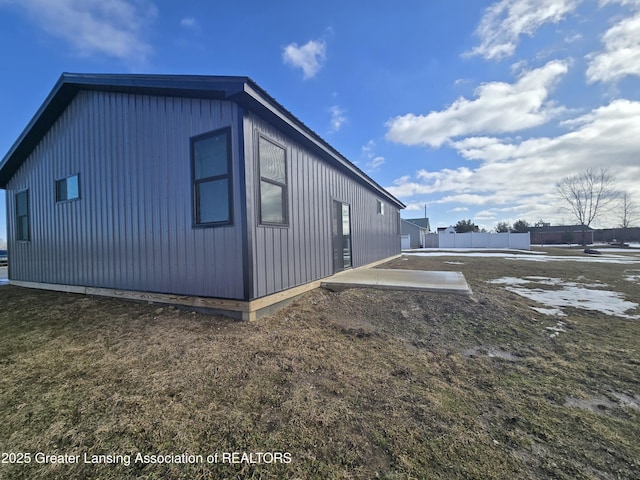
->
xmin=454 ymin=219 xmax=479 ymax=233
xmin=455 ymin=219 xmax=537 ymax=234
xmin=494 ymin=220 xmax=531 ymax=233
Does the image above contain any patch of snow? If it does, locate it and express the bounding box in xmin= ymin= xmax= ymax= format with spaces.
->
xmin=489 ymin=276 xmax=603 ymax=288
xmin=624 ymin=269 xmax=640 ymax=283
xmin=489 ymin=277 xmax=640 ymax=320
xmin=546 ymin=326 xmax=566 ymax=333
xmin=526 ymin=277 xmax=563 ymax=286
xmin=531 ymin=307 xmax=566 ymax=316
xmin=600 ymin=248 xmax=640 ymax=254
xmin=406 ymin=251 xmax=640 ymax=264
xmin=488 ymin=277 xmax=532 ymax=286
xmin=409 ymin=252 xmax=543 ymax=259
xmin=505 ymin=255 xmax=640 ymax=265
xmin=444 ymin=261 xmax=465 ymax=265
xmin=415 ymin=248 xmax=543 ymax=254
xmin=546 ymin=320 xmax=568 ymax=338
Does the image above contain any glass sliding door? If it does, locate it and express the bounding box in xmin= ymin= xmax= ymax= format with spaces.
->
xmin=332 ymin=200 xmax=352 ymax=273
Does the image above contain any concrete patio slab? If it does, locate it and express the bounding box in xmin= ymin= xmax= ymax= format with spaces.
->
xmin=321 ymin=268 xmax=472 ymax=295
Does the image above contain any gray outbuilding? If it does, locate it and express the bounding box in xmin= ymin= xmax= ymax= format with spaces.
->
xmin=0 ymin=73 xmax=405 ymax=319
xmin=401 ymin=218 xmax=430 ymax=249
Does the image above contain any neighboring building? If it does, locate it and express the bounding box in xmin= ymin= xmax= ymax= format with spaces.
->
xmin=437 ymin=226 xmax=456 ymax=234
xmin=403 ymin=217 xmax=431 ymax=232
xmin=401 ymin=218 xmax=430 ymax=249
xmin=529 ymin=225 xmax=594 ymax=245
xmin=594 ymin=227 xmax=640 ymax=244
xmin=0 ymin=73 xmax=405 ymax=320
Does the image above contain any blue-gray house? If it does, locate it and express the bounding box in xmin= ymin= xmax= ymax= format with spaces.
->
xmin=0 ymin=73 xmax=404 ymax=319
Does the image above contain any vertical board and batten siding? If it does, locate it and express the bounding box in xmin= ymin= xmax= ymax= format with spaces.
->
xmin=244 ymin=111 xmax=401 ymax=299
xmin=6 ymin=91 xmax=246 ymax=299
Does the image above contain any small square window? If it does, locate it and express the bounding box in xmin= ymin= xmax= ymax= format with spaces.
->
xmin=56 ymin=174 xmax=80 ymax=202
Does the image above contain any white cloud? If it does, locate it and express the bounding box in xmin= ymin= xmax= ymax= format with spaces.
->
xmin=362 ymin=140 xmax=376 ymax=156
xmin=368 ymin=156 xmax=385 ymax=171
xmin=401 ymin=203 xmax=422 ymax=212
xmin=586 ymin=11 xmax=640 ymax=83
xmin=385 ymin=60 xmax=569 ymax=148
xmin=456 ymin=99 xmax=640 ymax=168
xmin=329 ymin=105 xmax=346 ymax=132
xmin=564 ymin=33 xmax=583 ymax=43
xmin=386 ymin=100 xmax=640 ymax=223
xmin=360 ymin=140 xmax=385 ymax=171
xmin=599 ymin=0 xmax=640 ymax=6
xmin=180 ymin=17 xmax=196 ymax=28
xmin=510 ymin=59 xmax=529 ymax=74
xmin=437 ymin=192 xmax=525 ymax=206
xmin=475 ymin=210 xmax=498 ymax=221
xmin=0 ymin=0 xmax=157 ymax=64
xmin=386 ymin=168 xmax=475 ymax=197
xmin=282 ymin=39 xmax=327 ymax=79
xmin=466 ymin=0 xmax=581 ymax=60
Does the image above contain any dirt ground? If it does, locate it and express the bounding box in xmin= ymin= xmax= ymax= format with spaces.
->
xmin=0 ymin=248 xmax=639 ymax=479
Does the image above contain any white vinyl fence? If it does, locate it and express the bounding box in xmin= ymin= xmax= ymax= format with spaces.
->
xmin=423 ymin=232 xmax=530 ymax=249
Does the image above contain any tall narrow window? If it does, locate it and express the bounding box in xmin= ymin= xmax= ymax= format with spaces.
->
xmin=56 ymin=174 xmax=80 ymax=202
xmin=377 ymin=199 xmax=384 ymax=215
xmin=259 ymin=136 xmax=287 ymax=225
xmin=192 ymin=128 xmax=232 ymax=226
xmin=15 ymin=190 xmax=29 ymax=241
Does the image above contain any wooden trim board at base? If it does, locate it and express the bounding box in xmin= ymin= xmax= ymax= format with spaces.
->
xmin=9 ymin=254 xmax=401 ymax=321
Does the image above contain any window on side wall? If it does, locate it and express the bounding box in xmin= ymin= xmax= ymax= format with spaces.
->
xmin=15 ymin=190 xmax=29 ymax=241
xmin=258 ymin=136 xmax=288 ymax=226
xmin=192 ymin=128 xmax=232 ymax=226
xmin=56 ymin=174 xmax=80 ymax=202
xmin=377 ymin=199 xmax=384 ymax=215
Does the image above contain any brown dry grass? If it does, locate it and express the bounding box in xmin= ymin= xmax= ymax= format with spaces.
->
xmin=1 ymin=248 xmax=639 ymax=479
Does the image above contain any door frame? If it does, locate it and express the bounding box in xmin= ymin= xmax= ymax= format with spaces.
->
xmin=332 ymin=199 xmax=352 ymax=273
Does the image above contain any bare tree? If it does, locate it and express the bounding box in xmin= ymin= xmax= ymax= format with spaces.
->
xmin=556 ymin=168 xmax=618 ymax=245
xmin=617 ymin=191 xmax=638 ymax=244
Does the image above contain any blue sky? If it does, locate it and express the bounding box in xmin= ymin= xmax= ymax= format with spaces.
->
xmin=1 ymin=0 xmax=639 ymax=244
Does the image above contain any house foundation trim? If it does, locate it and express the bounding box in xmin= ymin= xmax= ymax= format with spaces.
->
xmin=10 ymin=254 xmax=401 ymax=321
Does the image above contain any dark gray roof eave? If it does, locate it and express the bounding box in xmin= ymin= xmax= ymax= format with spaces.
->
xmin=0 ymin=73 xmax=405 ymax=209
xmin=401 ymin=219 xmax=427 ymax=228
xmin=0 ymin=73 xmax=249 ymax=187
